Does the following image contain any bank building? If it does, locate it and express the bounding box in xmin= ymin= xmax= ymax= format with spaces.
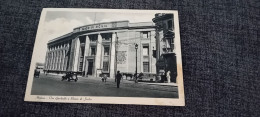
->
xmin=44 ymin=21 xmax=157 ymax=78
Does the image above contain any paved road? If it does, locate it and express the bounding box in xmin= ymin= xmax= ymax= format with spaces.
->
xmin=31 ymin=74 xmax=178 ymax=98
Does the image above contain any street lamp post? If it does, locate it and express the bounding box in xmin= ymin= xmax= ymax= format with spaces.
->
xmin=152 ymin=46 xmax=154 ymax=74
xmin=135 ymin=44 xmax=138 ymax=78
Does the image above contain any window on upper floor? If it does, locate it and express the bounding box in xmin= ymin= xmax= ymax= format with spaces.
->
xmin=90 ymin=47 xmax=96 ymax=56
xmin=143 ymin=45 xmax=149 ymax=56
xmin=142 ymin=31 xmax=149 ymax=38
xmin=101 ymin=33 xmax=112 ymax=41
xmin=89 ymin=35 xmax=98 ymax=42
xmin=81 ymin=47 xmax=85 ymax=57
xmin=104 ymin=46 xmax=110 ymax=56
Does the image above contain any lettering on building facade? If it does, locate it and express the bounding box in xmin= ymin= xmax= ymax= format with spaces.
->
xmin=73 ymin=22 xmax=119 ymax=33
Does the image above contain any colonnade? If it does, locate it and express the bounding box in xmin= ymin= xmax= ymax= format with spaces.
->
xmin=45 ymin=32 xmax=116 ymax=78
xmin=45 ymin=43 xmax=70 ymax=72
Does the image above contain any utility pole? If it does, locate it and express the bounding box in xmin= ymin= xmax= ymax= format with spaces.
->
xmin=135 ymin=44 xmax=138 ymax=80
xmin=136 ymin=46 xmax=137 ymax=74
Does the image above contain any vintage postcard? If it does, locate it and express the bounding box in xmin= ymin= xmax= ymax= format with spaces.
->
xmin=24 ymin=8 xmax=185 ymax=106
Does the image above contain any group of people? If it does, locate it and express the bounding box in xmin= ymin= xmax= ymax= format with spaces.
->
xmin=100 ymin=71 xmax=123 ymax=88
xmin=106 ymin=70 xmax=172 ymax=88
xmin=107 ymin=71 xmax=144 ymax=88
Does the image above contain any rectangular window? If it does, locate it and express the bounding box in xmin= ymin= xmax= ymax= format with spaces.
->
xmin=104 ymin=46 xmax=110 ymax=56
xmin=79 ymin=36 xmax=86 ymax=43
xmin=81 ymin=47 xmax=85 ymax=56
xmin=142 ymin=31 xmax=149 ymax=38
xmin=90 ymin=38 xmax=97 ymax=42
xmin=103 ymin=61 xmax=109 ymax=72
xmin=143 ymin=46 xmax=149 ymax=56
xmin=80 ymin=57 xmax=83 ymax=62
xmin=143 ymin=62 xmax=149 ymax=72
xmin=89 ymin=35 xmax=98 ymax=42
xmin=79 ymin=62 xmax=83 ymax=71
xmin=101 ymin=33 xmax=112 ymax=41
xmin=91 ymin=47 xmax=96 ymax=56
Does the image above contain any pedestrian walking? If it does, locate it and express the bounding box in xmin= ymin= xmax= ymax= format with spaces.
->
xmin=116 ymin=71 xmax=122 ymax=88
xmin=103 ymin=74 xmax=107 ymax=82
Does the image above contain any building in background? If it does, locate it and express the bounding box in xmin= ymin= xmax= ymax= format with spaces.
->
xmin=44 ymin=21 xmax=156 ymax=78
xmin=152 ymin=13 xmax=177 ymax=83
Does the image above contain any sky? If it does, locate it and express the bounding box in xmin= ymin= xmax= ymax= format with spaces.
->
xmin=34 ymin=11 xmax=156 ymax=64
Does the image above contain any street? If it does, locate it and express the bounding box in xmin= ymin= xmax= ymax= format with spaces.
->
xmin=31 ymin=74 xmax=178 ymax=98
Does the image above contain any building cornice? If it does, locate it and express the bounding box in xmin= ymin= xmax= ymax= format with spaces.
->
xmin=47 ymin=21 xmax=155 ymax=46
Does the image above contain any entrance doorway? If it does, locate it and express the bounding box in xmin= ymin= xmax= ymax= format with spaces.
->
xmin=87 ymin=60 xmax=94 ymax=75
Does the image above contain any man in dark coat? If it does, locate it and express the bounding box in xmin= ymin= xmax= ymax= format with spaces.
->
xmin=116 ymin=71 xmax=122 ymax=88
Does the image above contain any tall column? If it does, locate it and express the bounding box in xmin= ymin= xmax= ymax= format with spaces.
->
xmin=83 ymin=35 xmax=90 ymax=76
xmin=94 ymin=33 xmax=102 ymax=76
xmin=49 ymin=52 xmax=53 ymax=70
xmin=64 ymin=49 xmax=68 ymax=71
xmin=58 ymin=50 xmax=61 ymax=70
xmin=156 ymin=31 xmax=161 ymax=61
xmin=59 ymin=50 xmax=62 ymax=71
xmin=59 ymin=50 xmax=63 ymax=71
xmin=60 ymin=50 xmax=63 ymax=71
xmin=52 ymin=52 xmax=55 ymax=70
xmin=46 ymin=53 xmax=49 ymax=70
xmin=47 ymin=53 xmax=50 ymax=70
xmin=68 ymin=41 xmax=75 ymax=71
xmin=64 ymin=43 xmax=70 ymax=71
xmin=55 ymin=51 xmax=59 ymax=70
xmin=61 ymin=50 xmax=65 ymax=71
xmin=52 ymin=50 xmax=57 ymax=70
xmin=73 ymin=38 xmax=80 ymax=71
xmin=57 ymin=51 xmax=60 ymax=71
xmin=109 ymin=32 xmax=116 ymax=78
xmin=52 ymin=48 xmax=55 ymax=70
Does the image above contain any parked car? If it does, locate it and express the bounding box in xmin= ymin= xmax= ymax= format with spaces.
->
xmin=34 ymin=69 xmax=40 ymax=78
xmin=62 ymin=72 xmax=78 ymax=82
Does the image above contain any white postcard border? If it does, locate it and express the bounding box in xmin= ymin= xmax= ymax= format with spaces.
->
xmin=24 ymin=8 xmax=185 ymax=106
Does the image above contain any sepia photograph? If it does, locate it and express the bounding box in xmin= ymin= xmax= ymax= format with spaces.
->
xmin=24 ymin=8 xmax=184 ymax=106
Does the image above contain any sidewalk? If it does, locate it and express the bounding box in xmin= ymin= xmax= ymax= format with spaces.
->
xmin=83 ymin=76 xmax=177 ymax=86
xmin=45 ymin=74 xmax=178 ymax=87
xmin=83 ymin=76 xmax=178 ymax=92
xmin=138 ymin=82 xmax=178 ymax=87
xmin=44 ymin=74 xmax=178 ymax=92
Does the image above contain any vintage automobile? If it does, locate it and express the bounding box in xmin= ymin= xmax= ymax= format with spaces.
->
xmin=61 ymin=72 xmax=78 ymax=82
xmin=34 ymin=69 xmax=40 ymax=78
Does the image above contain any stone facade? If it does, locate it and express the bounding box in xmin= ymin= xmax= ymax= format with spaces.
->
xmin=44 ymin=21 xmax=156 ymax=78
xmin=153 ymin=13 xmax=177 ymax=83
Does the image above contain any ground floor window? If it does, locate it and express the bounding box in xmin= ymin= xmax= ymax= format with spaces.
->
xmin=79 ymin=57 xmax=84 ymax=71
xmin=103 ymin=61 xmax=109 ymax=72
xmin=143 ymin=62 xmax=149 ymax=72
xmin=79 ymin=62 xmax=83 ymax=71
